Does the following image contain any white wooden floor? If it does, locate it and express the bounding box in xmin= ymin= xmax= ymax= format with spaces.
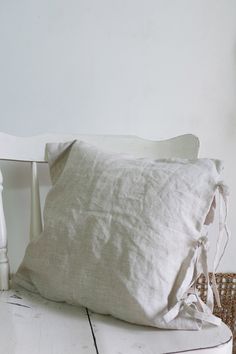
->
xmin=0 ymin=286 xmax=232 ymax=354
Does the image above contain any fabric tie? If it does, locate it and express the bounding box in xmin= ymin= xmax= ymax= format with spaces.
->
xmin=211 ymin=182 xmax=230 ymax=308
xmin=164 ymin=182 xmax=229 ymax=327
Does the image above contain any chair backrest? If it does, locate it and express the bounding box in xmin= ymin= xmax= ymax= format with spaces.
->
xmin=0 ymin=132 xmax=199 ymax=162
xmin=0 ymin=132 xmax=199 ymax=290
xmin=0 ymin=131 xmax=200 ymax=236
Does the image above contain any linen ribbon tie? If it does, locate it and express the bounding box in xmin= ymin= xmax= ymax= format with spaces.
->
xmin=164 ymin=182 xmax=229 ymax=326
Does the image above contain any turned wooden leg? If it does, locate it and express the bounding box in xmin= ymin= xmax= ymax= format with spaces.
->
xmin=0 ymin=169 xmax=9 ymax=290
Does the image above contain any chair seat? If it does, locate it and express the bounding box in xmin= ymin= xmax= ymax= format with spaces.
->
xmin=0 ymin=286 xmax=232 ymax=354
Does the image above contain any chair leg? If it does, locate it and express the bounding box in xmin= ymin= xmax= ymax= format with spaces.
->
xmin=0 ymin=170 xmax=9 ymax=290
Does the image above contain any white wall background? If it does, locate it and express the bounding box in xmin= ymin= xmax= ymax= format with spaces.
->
xmin=0 ymin=0 xmax=235 ymax=272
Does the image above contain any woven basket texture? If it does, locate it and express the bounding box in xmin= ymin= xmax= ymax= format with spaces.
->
xmin=196 ymin=273 xmax=236 ymax=353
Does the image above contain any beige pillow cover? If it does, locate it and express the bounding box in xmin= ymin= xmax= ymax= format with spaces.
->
xmin=15 ymin=141 xmax=224 ymax=329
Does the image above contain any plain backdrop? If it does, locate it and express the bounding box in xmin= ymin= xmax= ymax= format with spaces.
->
xmin=0 ymin=0 xmax=235 ymax=272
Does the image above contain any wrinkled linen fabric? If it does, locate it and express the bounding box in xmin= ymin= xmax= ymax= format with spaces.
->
xmin=15 ymin=141 xmax=224 ymax=329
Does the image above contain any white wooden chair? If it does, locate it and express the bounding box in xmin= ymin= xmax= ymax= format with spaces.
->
xmin=0 ymin=132 xmax=233 ymax=354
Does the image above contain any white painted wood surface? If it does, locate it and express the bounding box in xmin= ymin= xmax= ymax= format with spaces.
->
xmin=30 ymin=162 xmax=43 ymax=240
xmin=0 ymin=132 xmax=199 ymax=162
xmin=0 ymin=169 xmax=9 ymax=290
xmin=0 ymin=286 xmax=96 ymax=354
xmin=0 ymin=132 xmax=233 ymax=353
xmin=0 ymin=285 xmax=232 ymax=354
xmin=88 ymin=310 xmax=232 ymax=354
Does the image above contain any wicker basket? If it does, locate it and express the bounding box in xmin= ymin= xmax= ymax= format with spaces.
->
xmin=196 ymin=273 xmax=236 ymax=353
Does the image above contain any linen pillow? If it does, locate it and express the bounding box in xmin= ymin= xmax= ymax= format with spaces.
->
xmin=15 ymin=141 xmax=226 ymax=330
